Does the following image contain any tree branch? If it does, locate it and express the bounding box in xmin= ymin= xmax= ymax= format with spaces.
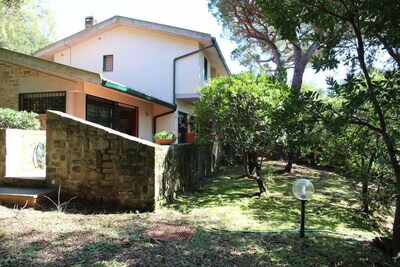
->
xmin=375 ymin=32 xmax=400 ymax=69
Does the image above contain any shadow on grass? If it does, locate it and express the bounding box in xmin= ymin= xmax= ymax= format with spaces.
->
xmin=167 ymin=162 xmax=385 ymax=234
xmin=167 ymin=173 xmax=256 ymax=213
xmin=0 ymin=230 xmax=126 ymax=266
xmin=1 ymin=227 xmax=396 ymax=266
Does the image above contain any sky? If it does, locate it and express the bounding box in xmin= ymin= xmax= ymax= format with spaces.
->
xmin=45 ymin=0 xmax=334 ymax=89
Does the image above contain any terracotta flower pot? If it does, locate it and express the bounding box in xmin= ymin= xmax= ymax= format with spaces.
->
xmin=185 ymin=133 xmax=196 ymax=143
xmin=155 ymin=138 xmax=176 ymax=145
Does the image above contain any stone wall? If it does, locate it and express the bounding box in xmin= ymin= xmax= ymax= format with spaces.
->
xmin=155 ymin=143 xmax=219 ymax=204
xmin=0 ymin=61 xmax=46 ymax=109
xmin=0 ymin=130 xmax=5 ymax=180
xmin=0 ymin=129 xmax=46 ymax=187
xmin=46 ymin=111 xmax=219 ymax=211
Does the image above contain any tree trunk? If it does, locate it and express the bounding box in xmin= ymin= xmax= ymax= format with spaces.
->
xmin=290 ymin=41 xmax=319 ymax=93
xmin=361 ymin=178 xmax=369 ymax=213
xmin=285 ymin=157 xmax=293 ymax=173
xmin=310 ymin=2 xmax=400 ymax=256
xmin=291 ymin=61 xmax=306 ymax=94
xmin=351 ymin=19 xmax=400 ymax=256
xmin=245 ymin=152 xmax=267 ymax=196
xmin=393 ymin=194 xmax=400 ymax=256
xmin=284 ymin=42 xmax=319 ymax=173
xmin=362 ymin=153 xmax=375 ymax=214
xmin=256 ymin=178 xmax=267 ymax=195
xmin=285 ymin=142 xmax=295 ymax=173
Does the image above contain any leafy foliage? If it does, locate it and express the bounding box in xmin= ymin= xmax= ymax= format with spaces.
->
xmin=209 ymin=0 xmax=324 ymax=174
xmin=272 ymin=88 xmax=323 ymax=171
xmin=0 ymin=108 xmax=40 ymax=129
xmin=196 ymin=72 xmax=278 ymax=154
xmin=153 ymin=130 xmax=176 ymax=140
xmin=303 ymin=0 xmax=400 ymax=71
xmin=320 ymin=122 xmax=396 ymax=214
xmin=0 ymin=0 xmax=55 ymax=54
xmin=208 ymin=0 xmax=319 ymax=91
xmin=195 ymin=72 xmax=284 ymax=193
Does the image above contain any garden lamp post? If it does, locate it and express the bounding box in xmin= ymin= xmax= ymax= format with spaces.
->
xmin=292 ymin=179 xmax=315 ymax=238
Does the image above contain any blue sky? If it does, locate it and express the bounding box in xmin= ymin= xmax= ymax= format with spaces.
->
xmin=46 ymin=0 xmax=335 ymax=88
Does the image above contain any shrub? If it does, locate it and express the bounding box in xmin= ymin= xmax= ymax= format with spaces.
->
xmin=0 ymin=108 xmax=41 ymax=130
xmin=154 ymin=130 xmax=176 ymax=140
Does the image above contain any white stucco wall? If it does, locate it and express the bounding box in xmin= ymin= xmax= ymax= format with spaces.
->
xmin=137 ymin=103 xmax=154 ymax=140
xmin=155 ymin=112 xmax=177 ymax=137
xmin=53 ymin=26 xmax=206 ymax=104
xmin=4 ymin=129 xmax=46 ymax=179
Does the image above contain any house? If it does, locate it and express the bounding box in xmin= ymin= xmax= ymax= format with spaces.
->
xmin=0 ymin=16 xmax=228 ymax=208
xmin=0 ymin=48 xmax=174 ymax=140
xmin=31 ymin=15 xmax=231 ymax=142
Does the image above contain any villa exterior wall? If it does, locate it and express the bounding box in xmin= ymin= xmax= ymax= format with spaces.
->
xmin=53 ymin=26 xmax=204 ymax=104
xmin=0 ymin=62 xmax=49 ymax=110
xmin=0 ymin=59 xmax=163 ymax=141
xmin=0 ymin=60 xmax=82 ymax=117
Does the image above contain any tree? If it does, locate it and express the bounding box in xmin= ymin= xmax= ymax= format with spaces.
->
xmin=272 ymin=89 xmax=323 ymax=171
xmin=209 ymin=0 xmax=323 ymax=172
xmin=320 ymin=98 xmax=395 ymax=214
xmin=0 ymin=0 xmax=23 ymax=7
xmin=300 ymin=0 xmax=400 ymax=256
xmin=208 ymin=0 xmax=319 ymax=91
xmin=0 ymin=0 xmax=55 ymax=55
xmin=362 ymin=0 xmax=400 ymax=68
xmin=194 ymin=72 xmax=283 ymax=195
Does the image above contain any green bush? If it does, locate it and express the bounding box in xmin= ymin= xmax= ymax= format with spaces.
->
xmin=154 ymin=130 xmax=176 ymax=140
xmin=0 ymin=108 xmax=41 ymax=130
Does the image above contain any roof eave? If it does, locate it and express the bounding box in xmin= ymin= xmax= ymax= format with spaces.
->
xmin=102 ymin=79 xmax=176 ymax=110
xmin=211 ymin=37 xmax=231 ymax=76
xmin=35 ymin=15 xmax=214 ymax=59
xmin=0 ymin=48 xmax=102 ymax=84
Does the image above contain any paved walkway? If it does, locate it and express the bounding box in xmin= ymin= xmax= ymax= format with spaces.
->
xmin=0 ymin=187 xmax=54 ymax=197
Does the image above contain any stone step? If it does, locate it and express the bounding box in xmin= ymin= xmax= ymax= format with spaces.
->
xmin=0 ymin=186 xmax=55 ymax=208
xmin=1 ymin=177 xmax=47 ymax=188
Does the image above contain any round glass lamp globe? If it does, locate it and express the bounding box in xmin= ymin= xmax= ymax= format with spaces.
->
xmin=292 ymin=179 xmax=315 ymax=200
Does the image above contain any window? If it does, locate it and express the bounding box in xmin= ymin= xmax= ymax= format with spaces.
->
xmin=178 ymin=112 xmax=196 ymax=143
xmin=86 ymin=95 xmax=138 ymax=136
xmin=204 ymin=57 xmax=208 ymax=81
xmin=178 ymin=112 xmax=187 ymax=143
xmin=103 ymin=55 xmax=113 ymax=72
xmin=86 ymin=95 xmax=117 ymax=129
xmin=19 ymin=91 xmax=66 ymax=114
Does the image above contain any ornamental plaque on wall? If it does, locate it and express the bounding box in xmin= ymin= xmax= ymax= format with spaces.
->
xmin=33 ymin=142 xmax=46 ymax=169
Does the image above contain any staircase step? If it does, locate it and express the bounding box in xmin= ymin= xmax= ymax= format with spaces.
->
xmin=0 ymin=187 xmax=55 ymax=208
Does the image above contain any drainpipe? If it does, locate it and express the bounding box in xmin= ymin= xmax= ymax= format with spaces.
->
xmin=153 ymin=43 xmax=216 ymax=135
xmin=64 ymin=42 xmax=72 ymax=66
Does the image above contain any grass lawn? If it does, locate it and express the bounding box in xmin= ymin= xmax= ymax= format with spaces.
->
xmin=0 ymin=161 xmax=397 ymax=266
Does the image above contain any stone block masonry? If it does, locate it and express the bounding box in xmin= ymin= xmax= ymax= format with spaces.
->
xmin=0 ymin=61 xmax=46 ymax=110
xmin=46 ymin=111 xmax=219 ymax=211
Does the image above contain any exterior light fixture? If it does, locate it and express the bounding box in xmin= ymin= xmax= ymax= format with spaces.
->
xmin=292 ymin=178 xmax=315 ymax=238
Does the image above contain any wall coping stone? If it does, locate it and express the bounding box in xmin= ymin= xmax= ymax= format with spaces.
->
xmin=48 ymin=110 xmax=159 ymax=147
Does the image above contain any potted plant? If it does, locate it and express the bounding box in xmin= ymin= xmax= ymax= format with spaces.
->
xmin=154 ymin=130 xmax=177 ymax=145
xmin=185 ymin=115 xmax=196 ymax=143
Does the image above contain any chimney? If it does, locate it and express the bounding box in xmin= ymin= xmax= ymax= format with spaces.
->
xmin=85 ymin=16 xmax=96 ymax=29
